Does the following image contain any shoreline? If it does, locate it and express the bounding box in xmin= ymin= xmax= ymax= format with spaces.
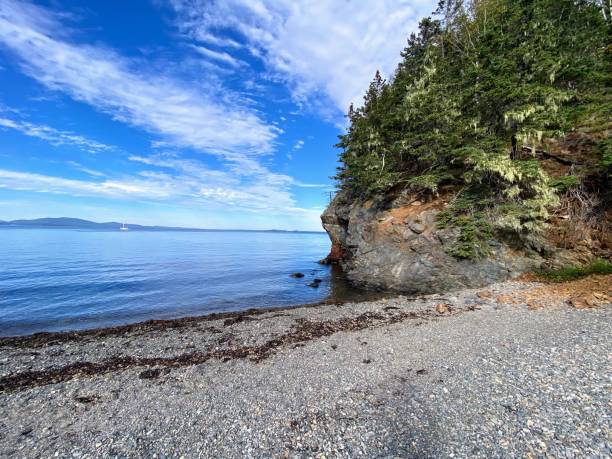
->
xmin=0 ymin=290 xmax=394 ymax=346
xmin=0 ymin=266 xmax=391 ymax=343
xmin=0 ymin=298 xmax=343 ymax=346
xmin=1 ymin=275 xmax=610 ymax=456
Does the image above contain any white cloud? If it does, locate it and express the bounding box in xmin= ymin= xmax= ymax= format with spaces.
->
xmin=0 ymin=0 xmax=278 ymax=161
xmin=197 ymin=32 xmax=242 ymax=49
xmin=0 ymin=115 xmax=112 ymax=153
xmin=0 ymin=168 xmax=168 ymax=199
xmin=128 ymin=154 xmax=327 ymax=205
xmin=191 ymin=45 xmax=244 ymax=68
xmin=0 ymin=0 xmax=331 ymax=225
xmin=0 ymin=160 xmax=324 ymax=217
xmin=169 ymin=0 xmax=437 ymax=115
xmin=292 ymin=139 xmax=304 ymax=150
xmin=66 ymin=161 xmax=106 ymax=177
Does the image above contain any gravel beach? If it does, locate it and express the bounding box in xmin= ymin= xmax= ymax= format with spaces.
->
xmin=1 ymin=276 xmax=610 ymax=458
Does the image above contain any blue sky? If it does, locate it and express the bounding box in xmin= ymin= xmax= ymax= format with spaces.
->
xmin=0 ymin=0 xmax=435 ymax=231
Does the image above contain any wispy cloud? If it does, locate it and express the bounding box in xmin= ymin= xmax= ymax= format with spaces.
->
xmin=0 ymin=0 xmax=278 ymax=161
xmin=191 ymin=45 xmax=244 ymax=68
xmin=0 ymin=159 xmax=325 ymax=215
xmin=0 ymin=115 xmax=112 ymax=153
xmin=0 ymin=0 xmax=333 ymax=223
xmin=168 ymin=0 xmax=436 ymax=115
xmin=66 ymin=161 xmax=106 ymax=177
xmin=0 ymin=168 xmax=169 ymax=199
xmin=292 ymin=139 xmax=304 ymax=150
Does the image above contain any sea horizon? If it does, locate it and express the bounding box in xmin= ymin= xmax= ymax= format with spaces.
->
xmin=0 ymin=217 xmax=326 ymax=234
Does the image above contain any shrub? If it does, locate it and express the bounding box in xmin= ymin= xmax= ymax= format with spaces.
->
xmin=538 ymin=258 xmax=612 ymax=282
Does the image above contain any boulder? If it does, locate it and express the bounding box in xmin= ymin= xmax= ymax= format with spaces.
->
xmin=308 ymin=278 xmax=323 ymax=288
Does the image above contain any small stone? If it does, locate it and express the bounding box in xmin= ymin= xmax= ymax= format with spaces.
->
xmin=407 ymin=220 xmax=425 ymax=234
xmin=289 ymin=272 xmax=304 ymax=278
xmin=435 ymin=303 xmax=450 ymax=314
xmin=139 ymin=368 xmax=169 ymax=379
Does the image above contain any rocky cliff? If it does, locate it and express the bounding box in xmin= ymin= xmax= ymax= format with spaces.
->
xmin=321 ymin=116 xmax=612 ymax=294
xmin=321 ymin=191 xmax=543 ymax=293
xmin=321 ymin=188 xmax=610 ymax=294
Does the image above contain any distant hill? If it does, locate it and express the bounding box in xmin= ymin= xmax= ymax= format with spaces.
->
xmin=0 ymin=217 xmax=324 ymax=234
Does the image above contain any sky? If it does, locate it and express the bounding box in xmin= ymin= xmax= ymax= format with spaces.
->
xmin=0 ymin=0 xmax=436 ymax=231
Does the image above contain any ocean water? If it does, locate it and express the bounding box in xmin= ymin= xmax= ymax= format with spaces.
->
xmin=0 ymin=229 xmax=373 ymax=337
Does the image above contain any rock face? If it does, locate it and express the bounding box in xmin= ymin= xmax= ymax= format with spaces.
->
xmin=321 ymin=191 xmax=540 ymax=293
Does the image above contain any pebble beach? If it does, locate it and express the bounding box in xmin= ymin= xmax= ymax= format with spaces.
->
xmin=1 ymin=276 xmax=610 ymax=457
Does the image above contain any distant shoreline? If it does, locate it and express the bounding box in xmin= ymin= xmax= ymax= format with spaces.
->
xmin=0 ymin=217 xmax=325 ymax=233
xmin=0 ymin=226 xmax=326 ymax=234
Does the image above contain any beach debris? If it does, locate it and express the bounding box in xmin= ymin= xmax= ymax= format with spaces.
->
xmin=0 ymin=309 xmax=440 ymax=392
xmin=435 ymin=303 xmax=450 ymax=314
xmin=416 ymin=369 xmax=427 ymax=375
xmin=289 ymin=272 xmax=305 ymax=278
xmin=74 ymin=394 xmax=100 ymax=404
xmin=139 ymin=368 xmax=169 ymax=380
xmin=363 ymin=346 xmax=371 ymax=364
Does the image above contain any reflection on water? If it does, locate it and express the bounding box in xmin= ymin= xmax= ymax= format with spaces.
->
xmin=326 ymin=264 xmax=389 ymax=304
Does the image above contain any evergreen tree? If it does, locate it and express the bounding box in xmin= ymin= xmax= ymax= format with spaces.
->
xmin=335 ymin=0 xmax=610 ymax=258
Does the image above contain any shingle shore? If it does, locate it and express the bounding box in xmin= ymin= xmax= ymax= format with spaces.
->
xmin=0 ymin=278 xmax=610 ymax=457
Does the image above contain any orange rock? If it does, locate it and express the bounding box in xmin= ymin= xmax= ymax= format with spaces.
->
xmin=477 ymin=290 xmax=492 ymax=299
xmin=435 ymin=303 xmax=450 ymax=314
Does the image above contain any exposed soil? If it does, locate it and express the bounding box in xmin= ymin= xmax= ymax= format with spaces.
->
xmin=494 ymin=274 xmax=611 ymax=309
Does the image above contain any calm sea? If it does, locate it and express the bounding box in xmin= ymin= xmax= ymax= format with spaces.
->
xmin=0 ymin=229 xmax=373 ymax=337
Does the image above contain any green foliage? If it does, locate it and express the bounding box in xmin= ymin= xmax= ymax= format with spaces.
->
xmin=549 ymin=175 xmax=580 ymax=192
xmin=335 ymin=0 xmax=609 ymax=259
xmin=446 ymin=213 xmax=494 ymax=259
xmin=597 ymin=137 xmax=612 ymax=175
xmin=537 ymin=258 xmax=612 ymax=282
